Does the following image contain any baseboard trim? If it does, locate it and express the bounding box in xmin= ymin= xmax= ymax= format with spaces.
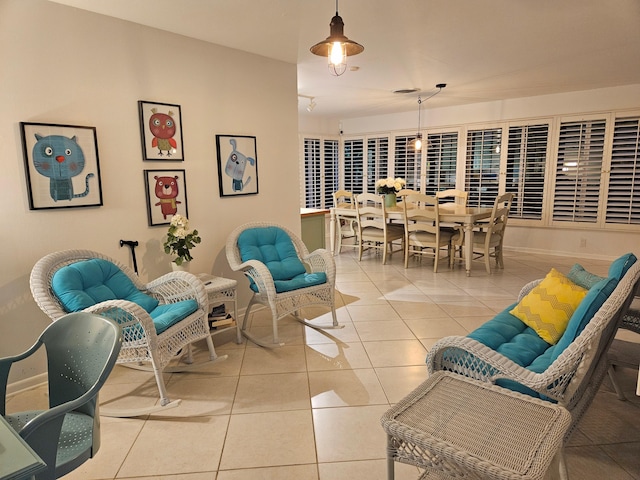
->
xmin=7 ymin=373 xmax=47 ymax=397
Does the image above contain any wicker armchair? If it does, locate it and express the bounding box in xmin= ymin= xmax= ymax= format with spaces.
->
xmin=226 ymin=222 xmax=342 ymax=347
xmin=30 ymin=249 xmax=226 ymax=417
xmin=426 ymin=260 xmax=640 ymax=479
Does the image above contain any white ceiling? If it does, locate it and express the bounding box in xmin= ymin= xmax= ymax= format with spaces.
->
xmin=50 ymin=0 xmax=640 ymax=119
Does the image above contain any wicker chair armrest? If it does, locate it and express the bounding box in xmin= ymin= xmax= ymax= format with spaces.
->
xmin=426 ymin=335 xmax=581 ymax=402
xmin=84 ymin=300 xmax=157 ymax=343
xmin=233 ymin=259 xmax=276 ymax=297
xmin=145 ymin=271 xmax=208 ymax=310
xmin=304 ymin=248 xmax=335 ymax=275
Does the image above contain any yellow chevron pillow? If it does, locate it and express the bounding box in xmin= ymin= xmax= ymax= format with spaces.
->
xmin=510 ymin=268 xmax=587 ymax=345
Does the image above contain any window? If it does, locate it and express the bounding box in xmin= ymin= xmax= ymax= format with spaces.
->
xmin=323 ymin=139 xmax=339 ymax=207
xmin=303 ymin=138 xmax=321 ymax=208
xmin=394 ymin=135 xmax=420 ymax=190
xmin=465 ymin=128 xmax=502 ymax=207
xmin=366 ymin=137 xmax=389 ymax=192
xmin=552 ymin=119 xmax=606 ymax=223
xmin=506 ymin=124 xmax=548 ymax=220
xmin=607 ymin=116 xmax=640 ymax=224
xmin=425 ymin=132 xmax=458 ymax=195
xmin=344 ymin=139 xmax=364 ymax=195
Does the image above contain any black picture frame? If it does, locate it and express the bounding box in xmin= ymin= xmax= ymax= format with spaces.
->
xmin=143 ymin=169 xmax=189 ymax=226
xmin=20 ymin=122 xmax=103 ymax=210
xmin=216 ymin=134 xmax=259 ymax=197
xmin=138 ymin=101 xmax=184 ymax=161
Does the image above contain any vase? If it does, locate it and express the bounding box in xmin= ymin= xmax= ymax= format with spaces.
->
xmin=384 ymin=193 xmax=397 ymax=208
xmin=171 ymin=261 xmax=191 ymax=272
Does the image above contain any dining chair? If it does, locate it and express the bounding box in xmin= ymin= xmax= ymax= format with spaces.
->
xmin=461 ymin=192 xmax=515 ymax=273
xmin=435 ymin=189 xmax=469 ymax=260
xmin=332 ymin=190 xmax=358 ymax=253
xmin=354 ymin=192 xmax=405 ymax=265
xmin=402 ymin=193 xmax=453 ymax=272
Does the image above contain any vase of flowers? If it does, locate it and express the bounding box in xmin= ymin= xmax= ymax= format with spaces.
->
xmin=163 ymin=214 xmax=201 ymax=270
xmin=376 ymin=177 xmax=406 ymax=208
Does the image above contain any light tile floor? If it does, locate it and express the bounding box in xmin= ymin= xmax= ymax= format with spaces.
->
xmin=7 ymin=250 xmax=640 ymax=479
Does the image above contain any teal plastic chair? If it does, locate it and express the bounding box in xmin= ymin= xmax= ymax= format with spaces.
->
xmin=0 ymin=313 xmax=122 ymax=480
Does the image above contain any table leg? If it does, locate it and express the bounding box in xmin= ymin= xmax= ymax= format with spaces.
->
xmin=329 ymin=209 xmax=336 ymax=255
xmin=464 ymin=222 xmax=474 ymax=276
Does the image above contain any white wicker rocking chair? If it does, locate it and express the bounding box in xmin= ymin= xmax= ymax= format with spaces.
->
xmin=30 ymin=249 xmax=226 ymax=417
xmin=226 ymin=222 xmax=343 ymax=347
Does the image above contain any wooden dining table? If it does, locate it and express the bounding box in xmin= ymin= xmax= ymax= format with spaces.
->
xmin=329 ymin=203 xmax=494 ymax=276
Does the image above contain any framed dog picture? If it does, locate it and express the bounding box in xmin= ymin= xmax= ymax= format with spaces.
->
xmin=20 ymin=122 xmax=103 ymax=210
xmin=216 ymin=134 xmax=259 ymax=197
xmin=143 ymin=169 xmax=189 ymax=226
xmin=138 ymin=101 xmax=184 ymax=161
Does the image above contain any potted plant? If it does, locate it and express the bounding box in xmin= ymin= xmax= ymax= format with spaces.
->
xmin=163 ymin=214 xmax=201 ymax=270
xmin=376 ymin=177 xmax=406 ymax=207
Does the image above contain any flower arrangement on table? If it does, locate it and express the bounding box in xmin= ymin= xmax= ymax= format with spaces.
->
xmin=376 ymin=177 xmax=406 ymax=195
xmin=163 ymin=214 xmax=201 ymax=266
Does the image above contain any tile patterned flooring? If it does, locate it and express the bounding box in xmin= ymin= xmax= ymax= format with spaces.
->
xmin=6 ymin=250 xmax=640 ymax=479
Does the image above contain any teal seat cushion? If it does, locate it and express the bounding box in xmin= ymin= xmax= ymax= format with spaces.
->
xmin=52 ymin=259 xmax=159 ymax=313
xmin=238 ymin=226 xmax=327 ymax=293
xmin=608 ymin=253 xmax=637 ymax=281
xmin=150 ymin=300 xmax=198 ymax=334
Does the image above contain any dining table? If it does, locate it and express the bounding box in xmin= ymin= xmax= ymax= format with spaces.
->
xmin=329 ymin=202 xmax=495 ymax=276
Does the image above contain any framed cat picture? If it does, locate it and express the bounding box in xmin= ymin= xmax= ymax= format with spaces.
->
xmin=20 ymin=122 xmax=103 ymax=210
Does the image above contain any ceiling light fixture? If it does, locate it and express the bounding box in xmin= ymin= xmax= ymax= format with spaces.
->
xmin=307 ymin=97 xmax=317 ymax=112
xmin=413 ymin=83 xmax=447 ymax=151
xmin=310 ymin=0 xmax=364 ymax=76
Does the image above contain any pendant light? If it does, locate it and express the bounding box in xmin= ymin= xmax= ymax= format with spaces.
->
xmin=310 ymin=0 xmax=364 ymax=76
xmin=413 ymin=83 xmax=447 ymax=151
xmin=414 ymin=96 xmax=423 ymax=151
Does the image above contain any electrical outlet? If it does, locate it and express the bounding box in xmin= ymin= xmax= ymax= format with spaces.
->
xmin=580 ymin=238 xmax=587 ymax=248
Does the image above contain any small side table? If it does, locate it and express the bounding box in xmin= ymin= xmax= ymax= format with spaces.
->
xmin=196 ymin=273 xmax=241 ymax=344
xmin=381 ymin=371 xmax=571 ymax=480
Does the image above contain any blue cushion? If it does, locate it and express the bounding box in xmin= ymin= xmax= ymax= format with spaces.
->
xmin=150 ymin=300 xmax=198 ymax=334
xmin=567 ymin=264 xmax=606 ymax=290
xmin=52 ymin=259 xmax=159 ymax=313
xmin=238 ymin=226 xmax=327 ymax=293
xmin=608 ymin=253 xmax=637 ymax=281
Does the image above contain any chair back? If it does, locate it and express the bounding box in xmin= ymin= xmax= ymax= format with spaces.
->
xmin=355 ymin=192 xmax=388 ymax=232
xmin=486 ymin=192 xmax=514 ymax=241
xmin=402 ymin=193 xmax=440 ymax=235
xmin=436 ymin=189 xmax=468 ymax=207
xmin=332 ymin=190 xmax=355 ymax=209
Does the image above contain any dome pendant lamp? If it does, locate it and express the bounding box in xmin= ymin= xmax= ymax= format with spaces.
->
xmin=310 ymin=0 xmax=364 ymax=76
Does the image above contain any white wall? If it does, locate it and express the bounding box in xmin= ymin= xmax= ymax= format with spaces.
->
xmin=0 ymin=0 xmax=299 ymax=383
xmin=338 ymin=85 xmax=640 ymax=259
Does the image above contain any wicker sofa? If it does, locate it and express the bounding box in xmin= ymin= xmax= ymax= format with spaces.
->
xmin=427 ymin=253 xmax=639 ymax=435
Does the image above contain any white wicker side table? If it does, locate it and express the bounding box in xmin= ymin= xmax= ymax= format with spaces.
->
xmin=196 ymin=273 xmax=241 ymax=344
xmin=381 ymin=371 xmax=571 ymax=480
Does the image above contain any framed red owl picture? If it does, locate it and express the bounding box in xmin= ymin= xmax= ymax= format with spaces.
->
xmin=138 ymin=101 xmax=185 ymax=161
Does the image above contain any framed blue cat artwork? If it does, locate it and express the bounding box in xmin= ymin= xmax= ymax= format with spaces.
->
xmin=20 ymin=122 xmax=104 ymax=210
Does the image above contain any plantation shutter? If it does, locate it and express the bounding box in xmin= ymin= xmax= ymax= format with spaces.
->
xmin=323 ymin=139 xmax=339 ymax=207
xmin=506 ymin=124 xmax=548 ymax=220
xmin=344 ymin=139 xmax=364 ymax=195
xmin=552 ymin=119 xmax=606 ymax=223
xmin=425 ymin=132 xmax=458 ymax=195
xmin=366 ymin=137 xmax=389 ymax=192
xmin=465 ymin=128 xmax=502 ymax=207
xmin=303 ymin=138 xmax=321 ymax=208
xmin=394 ymin=135 xmax=420 ymax=190
xmin=607 ymin=116 xmax=640 ymax=224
